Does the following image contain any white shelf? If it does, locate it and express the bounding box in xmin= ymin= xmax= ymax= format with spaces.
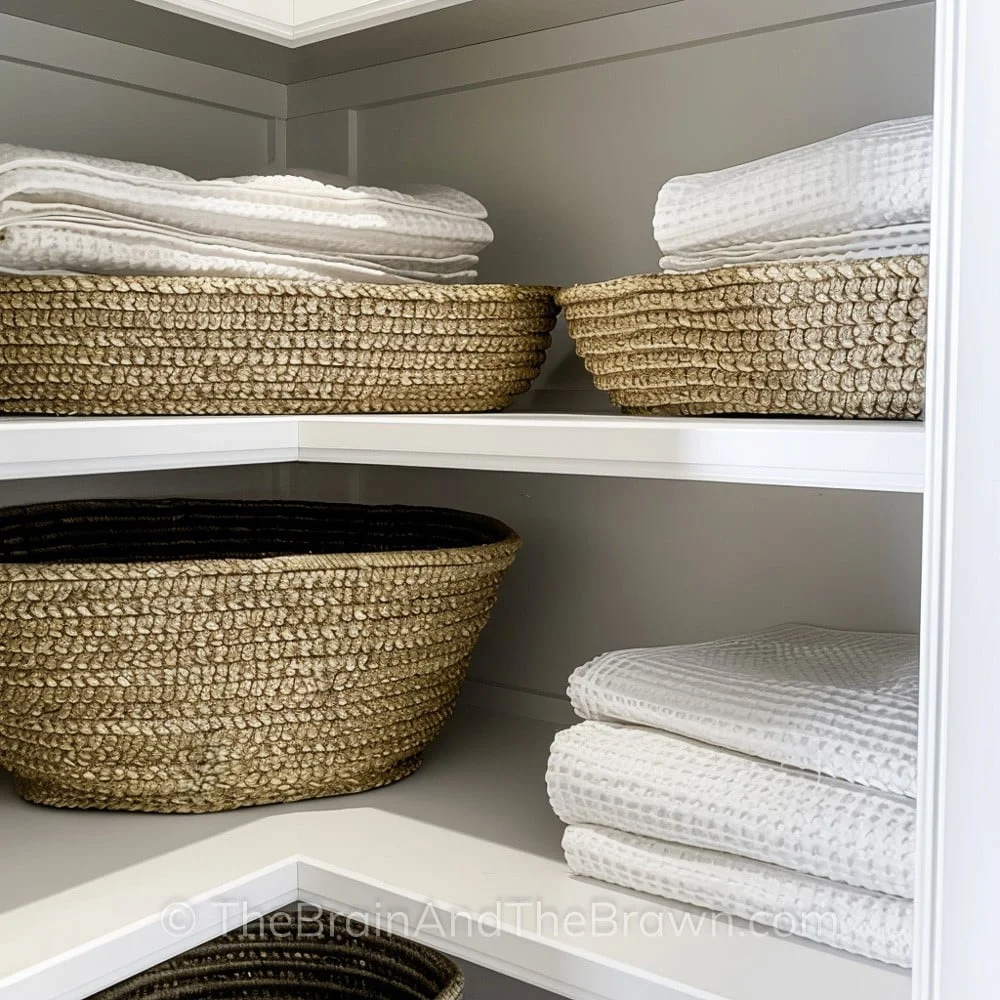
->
xmin=298 ymin=413 xmax=925 ymax=491
xmin=0 ymin=416 xmax=299 ymax=481
xmin=0 ymin=707 xmax=910 ymax=1000
xmin=0 ymin=414 xmax=925 ymax=491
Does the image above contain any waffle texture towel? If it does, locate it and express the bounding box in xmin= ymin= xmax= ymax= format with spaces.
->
xmin=547 ymin=721 xmax=915 ymax=897
xmin=654 ymin=116 xmax=931 ymax=272
xmin=568 ymin=624 xmax=919 ymax=797
xmin=0 ymin=145 xmax=492 ymax=280
xmin=563 ymin=824 xmax=913 ymax=967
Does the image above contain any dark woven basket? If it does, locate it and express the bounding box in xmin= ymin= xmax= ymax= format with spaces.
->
xmin=0 ymin=498 xmax=519 ymax=813
xmin=92 ymin=911 xmax=464 ymax=1000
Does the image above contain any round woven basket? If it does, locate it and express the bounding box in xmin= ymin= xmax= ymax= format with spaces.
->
xmin=94 ymin=910 xmax=463 ymax=1000
xmin=0 ymin=498 xmax=519 ymax=813
xmin=0 ymin=276 xmax=558 ymax=415
xmin=557 ymin=256 xmax=928 ymax=418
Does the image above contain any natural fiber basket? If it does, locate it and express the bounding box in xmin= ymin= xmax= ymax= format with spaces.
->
xmin=93 ymin=909 xmax=463 ymax=1000
xmin=0 ymin=276 xmax=558 ymax=415
xmin=557 ymin=256 xmax=928 ymax=418
xmin=0 ymin=498 xmax=519 ymax=813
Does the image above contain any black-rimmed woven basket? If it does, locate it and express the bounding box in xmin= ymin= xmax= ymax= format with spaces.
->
xmin=0 ymin=276 xmax=558 ymax=415
xmin=92 ymin=910 xmax=464 ymax=1000
xmin=0 ymin=498 xmax=519 ymax=813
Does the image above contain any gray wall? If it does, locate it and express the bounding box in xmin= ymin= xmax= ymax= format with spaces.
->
xmin=294 ymin=465 xmax=924 ymax=703
xmin=0 ymin=10 xmax=282 ymax=177
xmin=0 ymin=60 xmax=274 ymax=177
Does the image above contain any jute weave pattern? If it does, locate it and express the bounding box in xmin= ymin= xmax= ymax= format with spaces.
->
xmin=0 ymin=498 xmax=519 ymax=813
xmin=93 ymin=909 xmax=464 ymax=1000
xmin=557 ymin=256 xmax=928 ymax=418
xmin=0 ymin=276 xmax=558 ymax=415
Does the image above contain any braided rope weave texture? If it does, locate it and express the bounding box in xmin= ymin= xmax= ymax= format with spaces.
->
xmin=557 ymin=256 xmax=928 ymax=418
xmin=0 ymin=276 xmax=558 ymax=415
xmin=0 ymin=498 xmax=519 ymax=813
xmin=93 ymin=909 xmax=464 ymax=1000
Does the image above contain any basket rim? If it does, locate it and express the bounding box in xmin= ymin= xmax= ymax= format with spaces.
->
xmin=0 ymin=274 xmax=560 ymax=301
xmin=556 ymin=254 xmax=930 ymax=305
xmin=0 ymin=498 xmax=521 ymax=577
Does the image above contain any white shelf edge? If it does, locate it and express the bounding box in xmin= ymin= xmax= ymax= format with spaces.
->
xmin=0 ymin=413 xmax=924 ymax=491
xmin=296 ymin=414 xmax=926 ymax=493
xmin=0 ymin=416 xmax=300 ymax=481
xmin=0 ymin=809 xmax=911 ymax=1000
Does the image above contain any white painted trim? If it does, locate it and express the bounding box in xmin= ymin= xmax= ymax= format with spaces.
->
xmin=288 ymin=0 xmax=931 ymax=115
xmin=292 ymin=0 xmax=472 ymax=47
xmin=133 ymin=0 xmax=471 ymax=47
xmin=0 ymin=12 xmax=287 ymax=118
xmin=4 ymin=864 xmax=300 ymax=1000
xmin=914 ymin=0 xmax=1000 ymax=997
xmin=296 ymin=413 xmax=926 ymax=493
xmin=912 ymin=1 xmax=962 ymax=992
xmin=0 ymin=416 xmax=300 ymax=482
xmin=0 ymin=809 xmax=911 ymax=1000
xmin=0 ymin=413 xmax=925 ymax=490
xmin=134 ymin=0 xmax=296 ymax=41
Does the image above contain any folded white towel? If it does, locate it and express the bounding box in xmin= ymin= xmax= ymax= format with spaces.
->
xmin=568 ymin=624 xmax=919 ymax=797
xmin=547 ymin=721 xmax=914 ymax=897
xmin=563 ymin=825 xmax=912 ymax=967
xmin=654 ymin=116 xmax=932 ymax=272
xmin=0 ymin=219 xmax=477 ymax=283
xmin=0 ymin=144 xmax=493 ymax=277
xmin=657 ymin=224 xmax=930 ymax=273
xmin=0 ymin=146 xmax=489 ymax=218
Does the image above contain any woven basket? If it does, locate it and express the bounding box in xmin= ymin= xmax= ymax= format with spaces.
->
xmin=557 ymin=256 xmax=928 ymax=418
xmin=0 ymin=276 xmax=558 ymax=415
xmin=0 ymin=498 xmax=519 ymax=813
xmin=93 ymin=910 xmax=463 ymax=1000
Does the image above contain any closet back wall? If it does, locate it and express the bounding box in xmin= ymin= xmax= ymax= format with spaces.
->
xmin=294 ymin=466 xmax=925 ymax=711
xmin=298 ymin=2 xmax=935 ymax=409
xmin=0 ymin=12 xmax=280 ymax=177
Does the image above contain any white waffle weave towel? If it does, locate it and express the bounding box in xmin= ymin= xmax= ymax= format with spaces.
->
xmin=563 ymin=825 xmax=912 ymax=967
xmin=547 ymin=721 xmax=915 ymax=897
xmin=0 ymin=144 xmax=492 ymax=279
xmin=0 ymin=218 xmax=477 ymax=283
xmin=568 ymin=624 xmax=919 ymax=797
xmin=654 ymin=116 xmax=932 ymax=272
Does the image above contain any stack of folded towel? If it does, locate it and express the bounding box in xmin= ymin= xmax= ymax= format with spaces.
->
xmin=546 ymin=624 xmax=919 ymax=966
xmin=0 ymin=145 xmax=493 ymax=282
xmin=653 ymin=115 xmax=932 ymax=272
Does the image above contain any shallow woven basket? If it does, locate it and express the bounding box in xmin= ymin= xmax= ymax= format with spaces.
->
xmin=557 ymin=256 xmax=928 ymax=418
xmin=0 ymin=498 xmax=519 ymax=813
xmin=0 ymin=275 xmax=558 ymax=415
xmin=94 ymin=909 xmax=463 ymax=1000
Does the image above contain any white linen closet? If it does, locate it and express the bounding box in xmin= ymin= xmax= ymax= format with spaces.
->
xmin=0 ymin=1 xmax=995 ymax=999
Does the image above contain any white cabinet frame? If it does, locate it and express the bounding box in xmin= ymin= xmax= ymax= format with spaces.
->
xmin=917 ymin=0 xmax=1000 ymax=997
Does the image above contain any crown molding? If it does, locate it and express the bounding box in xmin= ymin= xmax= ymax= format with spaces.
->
xmin=133 ymin=0 xmax=471 ymax=46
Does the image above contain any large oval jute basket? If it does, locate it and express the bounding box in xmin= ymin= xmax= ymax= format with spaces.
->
xmin=0 ymin=498 xmax=519 ymax=813
xmin=93 ymin=909 xmax=463 ymax=1000
xmin=557 ymin=256 xmax=928 ymax=418
xmin=0 ymin=276 xmax=558 ymax=415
